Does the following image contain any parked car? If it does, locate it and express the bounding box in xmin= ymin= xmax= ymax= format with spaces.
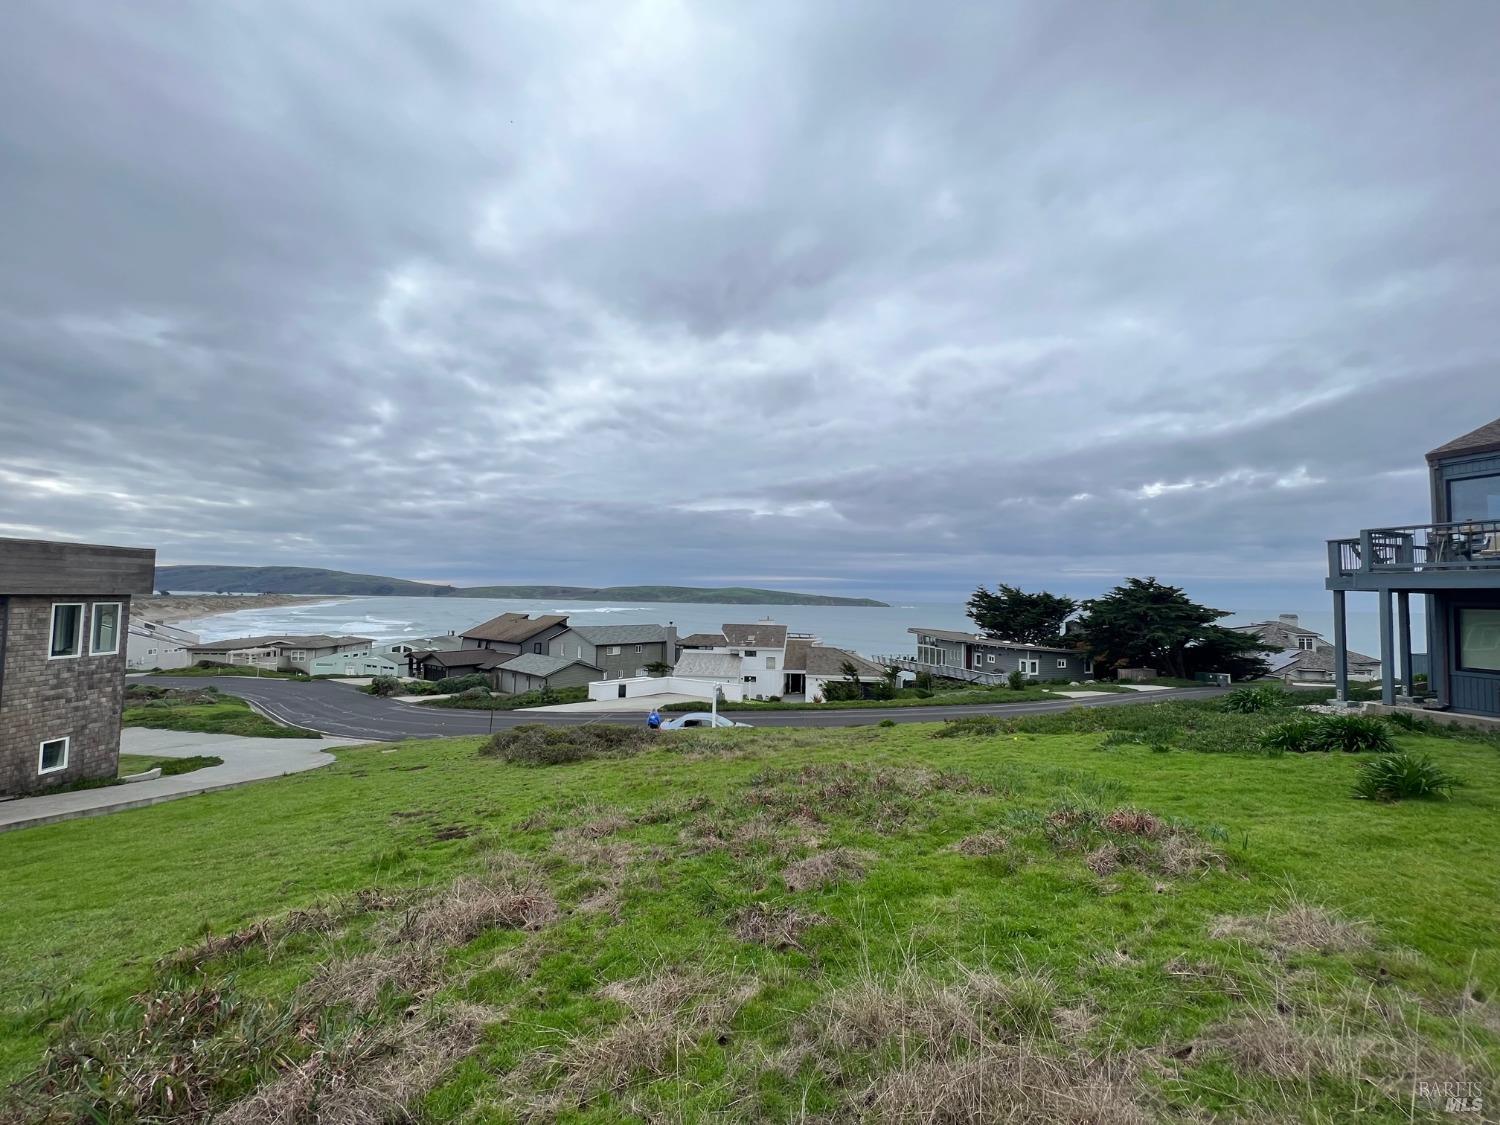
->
xmin=660 ymin=712 xmax=751 ymax=729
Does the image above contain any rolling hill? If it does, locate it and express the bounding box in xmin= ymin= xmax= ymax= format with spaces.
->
xmin=153 ymin=566 xmax=889 ymax=607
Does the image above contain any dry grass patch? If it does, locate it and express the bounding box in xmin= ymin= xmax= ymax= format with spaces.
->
xmin=301 ymin=948 xmax=444 ymax=1016
xmin=393 ymin=877 xmax=557 ymax=946
xmin=782 ymin=847 xmax=872 ymax=892
xmin=730 ymin=902 xmax=827 ymax=951
xmin=948 ymin=832 xmax=1009 ymax=857
xmin=217 ymin=1003 xmax=493 ymax=1125
xmin=1209 ymin=899 xmax=1372 ymax=957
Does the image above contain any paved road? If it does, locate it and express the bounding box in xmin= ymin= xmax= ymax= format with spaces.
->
xmin=143 ymin=676 xmax=1227 ymax=740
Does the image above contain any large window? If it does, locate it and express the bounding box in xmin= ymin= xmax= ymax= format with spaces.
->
xmin=916 ymin=644 xmax=947 ymax=666
xmin=38 ymin=736 xmax=69 ymax=774
xmin=90 ymin=602 xmax=122 ymax=655
xmin=49 ymin=603 xmax=83 ymax=658
xmin=1458 ymin=608 xmax=1500 ymax=672
xmin=1449 ymin=474 xmax=1500 ymax=522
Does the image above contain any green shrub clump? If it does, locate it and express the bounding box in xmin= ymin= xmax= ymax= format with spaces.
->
xmin=1353 ymin=752 xmax=1462 ymax=801
xmin=367 ymin=676 xmax=402 ymax=697
xmin=1260 ymin=712 xmax=1395 ymax=754
xmin=1220 ymin=685 xmax=1288 ymax=713
xmin=480 ymin=723 xmax=657 ymax=766
xmin=933 ymin=716 xmax=1006 ymax=739
xmin=435 ymin=673 xmax=492 ymax=695
xmin=1007 ymin=670 xmax=1026 ymax=691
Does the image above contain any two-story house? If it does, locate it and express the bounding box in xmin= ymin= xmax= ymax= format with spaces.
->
xmin=902 ymin=628 xmax=1092 ymax=683
xmin=1326 ymin=415 xmax=1500 ymax=717
xmin=459 ymin=612 xmax=570 ymax=658
xmin=1230 ymin=614 xmax=1380 ymax=684
xmin=548 ymin=623 xmax=678 ymax=679
xmin=1 ymin=536 xmax=156 ymax=797
xmin=126 ymin=619 xmax=201 ymax=671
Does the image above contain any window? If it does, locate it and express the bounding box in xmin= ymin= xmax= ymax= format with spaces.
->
xmin=49 ymin=603 xmax=83 ymax=658
xmin=766 ymin=656 xmax=776 ymax=670
xmin=1296 ymin=635 xmax=1316 ymax=651
xmin=1449 ymin=474 xmax=1500 ymax=522
xmin=634 ymin=644 xmax=643 ymax=653
xmin=917 ymin=644 xmax=947 ymax=667
xmin=743 ymin=675 xmax=756 ymax=683
xmin=608 ymin=645 xmax=621 ymax=655
xmin=745 ymin=650 xmax=757 ymax=657
xmin=89 ymin=602 xmax=121 ymax=655
xmin=38 ymin=736 xmax=69 ymax=775
xmin=1057 ymin=658 xmax=1068 ymax=668
xmin=1017 ymin=659 xmax=1039 ymax=676
xmin=987 ymin=654 xmax=996 ymax=664
xmin=973 ymin=652 xmax=984 ymax=668
xmin=288 ymin=650 xmax=306 ymax=660
xmin=1457 ymin=608 xmax=1500 ymax=672
xmin=533 ymin=642 xmax=543 ymax=653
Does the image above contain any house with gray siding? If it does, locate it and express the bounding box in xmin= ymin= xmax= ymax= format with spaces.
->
xmin=1 ymin=536 xmax=155 ymax=797
xmin=185 ymin=634 xmax=373 ymax=673
xmin=410 ymin=648 xmax=516 ymax=685
xmin=549 ymin=623 xmax=678 ymax=679
xmin=493 ymin=653 xmax=600 ymax=694
xmin=1230 ymin=614 xmax=1379 ymax=684
xmin=900 ymin=627 xmax=1091 ymax=683
xmin=459 ymin=612 xmax=570 ymax=658
xmin=1326 ymin=415 xmax=1500 ymax=716
xmin=126 ymin=619 xmax=200 ymax=671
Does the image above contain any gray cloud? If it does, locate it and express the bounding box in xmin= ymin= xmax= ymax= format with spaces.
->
xmin=1 ymin=0 xmax=1497 ymax=606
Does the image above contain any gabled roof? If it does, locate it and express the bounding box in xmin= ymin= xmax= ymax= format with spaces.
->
xmin=907 ymin=627 xmax=1077 ymax=655
xmin=1233 ymin=621 xmax=1324 ymax=648
xmin=568 ymin=623 xmax=673 ymax=645
xmin=678 ymin=632 xmax=727 ymax=648
xmin=188 ymin=634 xmax=372 ymax=652
xmin=501 ymin=653 xmax=598 ymax=678
xmin=674 ymin=651 xmax=742 ymax=680
xmin=803 ymin=645 xmax=887 ymax=678
xmin=413 ymin=649 xmax=515 ymax=670
xmin=1279 ymin=646 xmax=1379 ymax=673
xmin=722 ymin=623 xmax=787 ymax=648
xmin=1427 ymin=416 xmax=1500 ymax=463
xmin=460 ymin=613 xmax=568 ymax=643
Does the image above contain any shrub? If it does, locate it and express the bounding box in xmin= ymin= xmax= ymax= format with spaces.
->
xmin=822 ymin=680 xmax=862 ymax=702
xmin=402 ymin=679 xmax=440 ymax=696
xmin=868 ymin=680 xmax=896 ymax=701
xmin=911 ymin=687 xmax=933 ymax=699
xmin=878 ymin=719 xmax=897 ymax=728
xmin=457 ymin=686 xmax=490 ymax=701
xmin=1353 ymin=752 xmax=1462 ymax=802
xmin=480 ymin=724 xmax=656 ymax=766
xmin=1007 ymin=670 xmax=1026 ymax=691
xmin=1260 ymin=717 xmax=1324 ymax=754
xmin=932 ymin=716 xmax=1005 ymax=739
xmin=367 ymin=676 xmax=402 ymax=697
xmin=436 ymin=673 xmax=491 ymax=695
xmin=914 ymin=670 xmax=935 ymax=692
xmin=1315 ymin=713 xmax=1395 ymax=754
xmin=1221 ymin=685 xmax=1287 ymax=713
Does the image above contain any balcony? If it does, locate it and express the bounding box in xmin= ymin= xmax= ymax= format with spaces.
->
xmin=1327 ymin=520 xmax=1500 ymax=591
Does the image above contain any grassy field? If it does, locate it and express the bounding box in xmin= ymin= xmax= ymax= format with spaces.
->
xmin=123 ymin=689 xmax=321 ymax=739
xmin=116 ymin=753 xmax=225 ymax=778
xmin=1 ymin=702 xmax=1496 ymax=1121
xmin=145 ymin=664 xmax=309 ymax=680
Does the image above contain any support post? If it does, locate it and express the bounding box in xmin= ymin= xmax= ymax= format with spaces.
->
xmin=1378 ymin=588 xmax=1396 ymax=705
xmin=1397 ymin=591 xmax=1414 ymax=697
xmin=1332 ymin=589 xmax=1350 ymax=705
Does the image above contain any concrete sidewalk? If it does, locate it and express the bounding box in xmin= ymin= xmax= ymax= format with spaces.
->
xmin=0 ymin=728 xmax=365 ymax=833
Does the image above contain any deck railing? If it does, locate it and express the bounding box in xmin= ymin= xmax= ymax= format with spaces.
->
xmin=1328 ymin=519 xmax=1500 ymax=577
xmin=874 ymin=654 xmax=1012 ymax=686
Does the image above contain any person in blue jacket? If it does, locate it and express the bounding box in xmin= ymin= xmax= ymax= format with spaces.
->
xmin=646 ymin=708 xmax=662 ymax=731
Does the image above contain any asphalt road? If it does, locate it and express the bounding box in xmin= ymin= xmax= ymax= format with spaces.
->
xmin=142 ymin=676 xmax=1227 ymax=741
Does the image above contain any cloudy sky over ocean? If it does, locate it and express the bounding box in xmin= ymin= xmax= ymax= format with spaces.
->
xmin=1 ymin=2 xmax=1496 ymax=606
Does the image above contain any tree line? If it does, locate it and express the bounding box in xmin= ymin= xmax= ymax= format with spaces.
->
xmin=966 ymin=577 xmax=1275 ymax=681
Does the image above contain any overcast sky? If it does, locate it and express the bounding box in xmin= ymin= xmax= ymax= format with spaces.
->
xmin=1 ymin=1 xmax=1496 ymax=604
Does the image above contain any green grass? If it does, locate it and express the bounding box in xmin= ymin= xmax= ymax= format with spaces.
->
xmin=116 ymin=754 xmax=224 ymax=778
xmin=2 ymin=707 xmax=1496 ymax=1120
xmin=123 ymin=694 xmax=321 ymax=739
xmin=145 ymin=664 xmax=309 ymax=680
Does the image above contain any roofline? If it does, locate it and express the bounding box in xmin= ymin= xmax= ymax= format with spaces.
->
xmin=906 ymin=627 xmax=1078 ymax=654
xmin=1427 ymin=439 xmax=1500 ymax=464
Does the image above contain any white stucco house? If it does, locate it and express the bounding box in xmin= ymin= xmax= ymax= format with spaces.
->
xmin=126 ymin=620 xmax=201 ymax=671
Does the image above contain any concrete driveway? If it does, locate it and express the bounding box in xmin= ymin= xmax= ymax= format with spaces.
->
xmin=0 ymin=727 xmax=365 ymax=833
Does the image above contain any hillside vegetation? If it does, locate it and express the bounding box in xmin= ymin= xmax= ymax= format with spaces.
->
xmin=154 ymin=565 xmax=889 ymax=605
xmin=2 ymin=701 xmax=1495 ymax=1121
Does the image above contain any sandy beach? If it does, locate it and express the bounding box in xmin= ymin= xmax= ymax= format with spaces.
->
xmin=134 ymin=593 xmax=348 ymax=625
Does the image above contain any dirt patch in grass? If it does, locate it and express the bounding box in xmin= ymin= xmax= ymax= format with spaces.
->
xmin=1209 ymin=899 xmax=1372 ymax=957
xmin=782 ymin=847 xmax=871 ymax=892
xmin=428 ymin=824 xmax=474 ymax=842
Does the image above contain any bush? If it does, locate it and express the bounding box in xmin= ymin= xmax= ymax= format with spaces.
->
xmin=1259 ymin=712 xmax=1395 ymax=754
xmin=932 ymin=716 xmax=1006 ymax=739
xmin=456 ymin=686 xmax=491 ymax=701
xmin=914 ymin=670 xmax=934 ymax=692
xmin=436 ymin=673 xmax=491 ymax=695
xmin=1221 ymin=685 xmax=1288 ymax=713
xmin=869 ymin=679 xmax=896 ymax=701
xmin=367 ymin=676 xmax=402 ymax=697
xmin=911 ymin=687 xmax=933 ymax=699
xmin=402 ymin=679 xmax=440 ymax=696
xmin=822 ymin=680 xmax=862 ymax=702
xmin=1007 ymin=670 xmax=1026 ymax=691
xmin=878 ymin=719 xmax=897 ymax=728
xmin=1353 ymin=752 xmax=1462 ymax=802
xmin=480 ymin=724 xmax=655 ymax=766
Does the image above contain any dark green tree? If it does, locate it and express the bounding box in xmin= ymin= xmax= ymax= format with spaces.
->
xmin=1075 ymin=577 xmax=1274 ymax=680
xmin=966 ymin=583 xmax=1078 ymax=644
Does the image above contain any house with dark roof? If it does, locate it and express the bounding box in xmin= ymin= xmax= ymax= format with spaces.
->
xmin=1230 ymin=614 xmax=1379 ymax=684
xmin=459 ymin=612 xmax=571 ymax=658
xmin=1326 ymin=415 xmax=1500 ymax=716
xmin=782 ymin=639 xmax=889 ymax=701
xmin=677 ymin=632 xmax=727 ymax=650
xmin=409 ymin=648 xmax=514 ymax=684
xmin=548 ymin=622 xmax=678 ymax=680
xmin=900 ymin=628 xmax=1091 ymax=683
xmin=492 ymin=653 xmax=600 ymax=694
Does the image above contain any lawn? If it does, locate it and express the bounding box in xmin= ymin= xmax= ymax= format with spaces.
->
xmin=664 ymin=684 xmax=1070 ymax=710
xmin=146 ymin=664 xmax=309 ymax=680
xmin=122 ymin=688 xmax=321 ymax=739
xmin=116 ymin=753 xmax=225 ymax=778
xmin=1 ymin=703 xmax=1496 ymax=1121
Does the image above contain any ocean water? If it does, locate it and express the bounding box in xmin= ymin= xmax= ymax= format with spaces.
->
xmin=177 ymin=596 xmax=1413 ymax=662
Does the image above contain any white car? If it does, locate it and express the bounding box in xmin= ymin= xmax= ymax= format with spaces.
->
xmin=659 ymin=712 xmax=751 ymax=729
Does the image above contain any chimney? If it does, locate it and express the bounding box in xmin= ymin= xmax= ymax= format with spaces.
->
xmin=1278 ymin=614 xmax=1299 ymax=627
